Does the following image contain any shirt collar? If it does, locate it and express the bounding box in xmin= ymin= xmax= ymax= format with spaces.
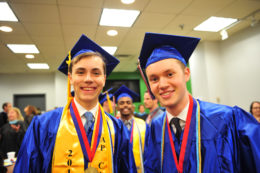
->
xmin=74 ymin=98 xmax=98 ymax=118
xmin=166 ymin=100 xmax=189 ymax=123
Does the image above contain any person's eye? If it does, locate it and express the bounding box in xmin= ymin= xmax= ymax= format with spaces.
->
xmin=150 ymin=77 xmax=158 ymax=82
xmin=168 ymin=72 xmax=174 ymax=77
xmin=76 ymin=71 xmax=84 ymax=75
xmin=93 ymin=71 xmax=101 ymax=75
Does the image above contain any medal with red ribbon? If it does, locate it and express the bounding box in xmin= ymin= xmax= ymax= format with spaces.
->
xmin=161 ymin=94 xmax=196 ymax=173
xmin=70 ymin=100 xmax=101 ymax=162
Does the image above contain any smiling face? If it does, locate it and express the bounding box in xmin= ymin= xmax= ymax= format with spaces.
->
xmin=146 ymin=58 xmax=190 ymax=115
xmin=69 ymin=55 xmax=106 ymax=109
xmin=117 ymin=97 xmax=134 ymax=120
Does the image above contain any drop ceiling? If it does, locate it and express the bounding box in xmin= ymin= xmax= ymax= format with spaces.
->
xmin=0 ymin=0 xmax=259 ymax=74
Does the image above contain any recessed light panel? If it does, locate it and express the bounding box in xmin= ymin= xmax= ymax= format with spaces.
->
xmin=27 ymin=63 xmax=49 ymax=69
xmin=100 ymin=8 xmax=140 ymax=27
xmin=0 ymin=2 xmax=18 ymax=22
xmin=7 ymin=44 xmax=40 ymax=54
xmin=194 ymin=16 xmax=237 ymax=32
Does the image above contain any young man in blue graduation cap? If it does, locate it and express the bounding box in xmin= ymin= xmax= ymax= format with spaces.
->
xmin=14 ymin=34 xmax=132 ymax=173
xmin=113 ymin=85 xmax=149 ymax=173
xmin=138 ymin=32 xmax=260 ymax=173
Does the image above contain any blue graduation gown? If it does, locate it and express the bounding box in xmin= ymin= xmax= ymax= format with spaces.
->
xmin=13 ymin=107 xmax=132 ymax=173
xmin=125 ymin=118 xmax=150 ymax=173
xmin=144 ymin=98 xmax=260 ymax=173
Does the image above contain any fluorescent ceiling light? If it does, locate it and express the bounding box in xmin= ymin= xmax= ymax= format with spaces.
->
xmin=27 ymin=63 xmax=49 ymax=69
xmin=194 ymin=16 xmax=237 ymax=32
xmin=102 ymin=46 xmax=117 ymax=55
xmin=100 ymin=8 xmax=140 ymax=27
xmin=107 ymin=29 xmax=118 ymax=36
xmin=121 ymin=0 xmax=135 ymax=4
xmin=25 ymin=54 xmax=35 ymax=59
xmin=7 ymin=44 xmax=40 ymax=53
xmin=0 ymin=26 xmax=13 ymax=32
xmin=0 ymin=2 xmax=18 ymax=22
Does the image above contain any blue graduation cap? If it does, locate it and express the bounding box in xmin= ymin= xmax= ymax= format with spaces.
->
xmin=113 ymin=85 xmax=139 ymax=103
xmin=138 ymin=32 xmax=200 ymax=69
xmin=58 ymin=34 xmax=119 ymax=76
xmin=99 ymin=88 xmax=113 ymax=104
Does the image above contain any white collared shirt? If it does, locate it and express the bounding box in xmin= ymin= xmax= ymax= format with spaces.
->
xmin=74 ymin=98 xmax=98 ymax=125
xmin=166 ymin=101 xmax=189 ymax=134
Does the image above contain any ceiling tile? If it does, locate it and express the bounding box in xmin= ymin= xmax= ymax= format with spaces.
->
xmin=145 ymin=0 xmax=192 ymax=14
xmin=10 ymin=3 xmax=60 ymax=23
xmin=57 ymin=0 xmax=103 ymax=8
xmin=217 ymin=0 xmax=260 ymax=18
xmin=23 ymin=23 xmax=62 ymax=37
xmin=9 ymin=0 xmax=56 ymax=5
xmin=95 ymin=26 xmax=129 ymax=47
xmin=134 ymin=12 xmax=175 ymax=29
xmin=103 ymin=0 xmax=149 ymax=10
xmin=59 ymin=6 xmax=101 ymax=25
xmin=62 ymin=24 xmax=97 ymax=41
xmin=0 ymin=34 xmax=33 ymax=44
xmin=162 ymin=15 xmax=206 ymax=32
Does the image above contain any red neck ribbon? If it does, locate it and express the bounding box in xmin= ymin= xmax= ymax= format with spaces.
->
xmin=72 ymin=100 xmax=101 ymax=162
xmin=166 ymin=95 xmax=193 ymax=173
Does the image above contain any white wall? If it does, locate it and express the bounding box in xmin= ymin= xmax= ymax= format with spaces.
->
xmin=0 ymin=73 xmax=55 ymax=111
xmin=190 ymin=24 xmax=260 ymax=111
xmin=54 ymin=72 xmax=68 ymax=108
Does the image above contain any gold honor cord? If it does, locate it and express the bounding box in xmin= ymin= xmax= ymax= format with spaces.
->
xmin=52 ymin=103 xmax=115 ymax=173
xmin=133 ymin=118 xmax=146 ymax=173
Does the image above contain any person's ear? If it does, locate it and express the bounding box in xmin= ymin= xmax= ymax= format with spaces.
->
xmin=184 ymin=67 xmax=190 ymax=82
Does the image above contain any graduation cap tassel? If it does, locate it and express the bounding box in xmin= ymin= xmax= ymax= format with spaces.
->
xmin=137 ymin=60 xmax=155 ymax=100
xmin=66 ymin=51 xmax=73 ymax=101
xmin=106 ymin=92 xmax=113 ymax=114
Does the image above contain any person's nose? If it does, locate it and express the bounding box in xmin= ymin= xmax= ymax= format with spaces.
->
xmin=158 ymin=77 xmax=169 ymax=90
xmin=83 ymin=73 xmax=93 ymax=83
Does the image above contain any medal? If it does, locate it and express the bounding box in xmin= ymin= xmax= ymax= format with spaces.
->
xmin=85 ymin=167 xmax=98 ymax=173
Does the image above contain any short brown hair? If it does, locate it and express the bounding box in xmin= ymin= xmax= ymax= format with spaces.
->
xmin=69 ymin=52 xmax=106 ymax=75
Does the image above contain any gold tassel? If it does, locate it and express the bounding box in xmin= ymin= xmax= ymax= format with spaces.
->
xmin=106 ymin=92 xmax=113 ymax=114
xmin=66 ymin=51 xmax=73 ymax=102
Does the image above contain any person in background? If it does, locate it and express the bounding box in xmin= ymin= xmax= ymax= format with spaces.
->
xmin=114 ymin=85 xmax=149 ymax=173
xmin=0 ymin=107 xmax=26 ymax=158
xmin=144 ymin=91 xmax=164 ymax=125
xmin=0 ymin=102 xmax=12 ymax=129
xmin=23 ymin=105 xmax=38 ymax=128
xmin=135 ymin=104 xmax=148 ymax=121
xmin=14 ymin=34 xmax=132 ymax=173
xmin=138 ymin=32 xmax=260 ymax=173
xmin=99 ymin=88 xmax=115 ymax=115
xmin=250 ymin=101 xmax=260 ymax=122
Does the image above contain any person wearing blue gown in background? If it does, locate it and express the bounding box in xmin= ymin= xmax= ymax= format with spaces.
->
xmin=138 ymin=32 xmax=260 ymax=173
xmin=114 ymin=85 xmax=150 ymax=173
xmin=14 ymin=34 xmax=132 ymax=173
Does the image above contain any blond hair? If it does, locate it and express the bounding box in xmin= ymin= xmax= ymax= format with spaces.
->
xmin=9 ymin=107 xmax=24 ymax=121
